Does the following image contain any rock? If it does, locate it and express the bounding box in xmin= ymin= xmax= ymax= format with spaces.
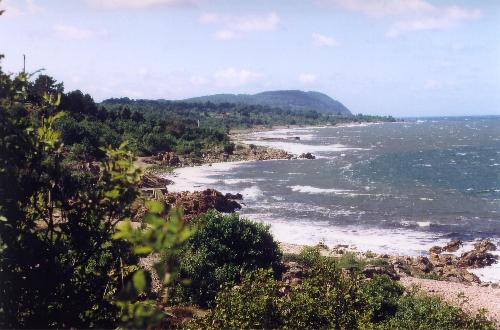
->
xmin=438 ymin=266 xmax=480 ymax=284
xmin=362 ymin=264 xmax=400 ymax=281
xmin=299 ymin=152 xmax=316 ymax=160
xmin=458 ymin=250 xmax=498 ymax=268
xmin=442 ymin=240 xmax=463 ymax=253
xmin=165 ymin=189 xmax=241 ymax=221
xmin=412 ymin=256 xmax=433 ymax=273
xmin=139 ymin=173 xmax=173 ymax=188
xmin=429 ymin=253 xmax=457 ymax=267
xmin=473 ymin=240 xmax=497 ymax=253
xmin=224 ymin=192 xmax=243 ymax=200
xmin=153 ymin=151 xmax=181 ymax=166
xmin=429 ymin=246 xmax=443 ymax=254
xmin=389 ymin=257 xmax=412 ymax=277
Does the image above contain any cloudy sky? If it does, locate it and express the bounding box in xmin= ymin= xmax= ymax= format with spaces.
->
xmin=1 ymin=0 xmax=499 ymax=116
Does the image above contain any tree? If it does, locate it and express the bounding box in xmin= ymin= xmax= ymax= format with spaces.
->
xmin=0 ymin=67 xmax=141 ymax=328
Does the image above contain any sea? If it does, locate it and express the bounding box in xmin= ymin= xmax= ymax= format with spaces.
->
xmin=165 ymin=117 xmax=500 ymax=282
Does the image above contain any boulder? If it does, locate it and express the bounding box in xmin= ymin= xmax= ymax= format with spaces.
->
xmin=152 ymin=151 xmax=181 ymax=166
xmin=442 ymin=240 xmax=463 ymax=253
xmin=473 ymin=240 xmax=497 ymax=253
xmin=458 ymin=250 xmax=498 ymax=268
xmin=362 ymin=264 xmax=400 ymax=281
xmin=299 ymin=152 xmax=316 ymax=160
xmin=429 ymin=246 xmax=443 ymax=254
xmin=389 ymin=257 xmax=412 ymax=277
xmin=165 ymin=189 xmax=241 ymax=221
xmin=139 ymin=173 xmax=173 ymax=188
xmin=429 ymin=253 xmax=457 ymax=267
xmin=411 ymin=256 xmax=433 ymax=273
xmin=437 ymin=266 xmax=480 ymax=284
xmin=224 ymin=192 xmax=243 ymax=200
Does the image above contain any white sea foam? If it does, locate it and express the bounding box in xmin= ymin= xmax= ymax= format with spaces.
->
xmin=243 ymin=140 xmax=368 ymax=155
xmin=164 ymin=161 xmax=247 ymax=192
xmin=289 ymin=185 xmax=354 ymax=195
xmin=241 ymin=186 xmax=264 ymax=201
xmin=248 ymin=215 xmax=448 ymax=256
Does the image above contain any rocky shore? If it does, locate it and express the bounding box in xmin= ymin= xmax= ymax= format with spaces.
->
xmin=136 ymin=124 xmax=500 ymax=326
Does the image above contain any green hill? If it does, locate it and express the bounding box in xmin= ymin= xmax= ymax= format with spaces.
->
xmin=183 ymin=90 xmax=352 ymax=115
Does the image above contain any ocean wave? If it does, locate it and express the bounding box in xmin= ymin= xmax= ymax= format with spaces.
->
xmin=242 ymin=140 xmax=369 ymax=155
xmin=241 ymin=186 xmax=264 ymax=201
xmin=289 ymin=185 xmax=354 ymax=195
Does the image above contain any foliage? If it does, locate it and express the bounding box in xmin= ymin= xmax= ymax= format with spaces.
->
xmin=113 ymin=203 xmax=192 ymax=329
xmin=170 ymin=210 xmax=283 ymax=307
xmin=189 ymin=257 xmax=366 ymax=329
xmin=0 ymin=109 xmax=141 ymax=327
xmin=0 ymin=59 xmax=141 ymax=328
xmin=379 ymin=289 xmax=495 ymax=330
xmin=193 ymin=250 xmax=494 ymax=330
xmin=362 ymin=275 xmax=405 ymax=322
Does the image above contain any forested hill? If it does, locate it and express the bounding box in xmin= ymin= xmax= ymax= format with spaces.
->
xmin=182 ymin=90 xmax=352 ymax=115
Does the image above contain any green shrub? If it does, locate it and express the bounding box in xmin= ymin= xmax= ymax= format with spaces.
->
xmin=188 ymin=269 xmax=282 ymax=329
xmin=189 ymin=257 xmax=367 ymax=329
xmin=380 ymin=290 xmax=495 ymax=330
xmin=280 ymin=258 xmax=365 ymax=329
xmin=170 ymin=210 xmax=283 ymax=307
xmin=362 ymin=275 xmax=404 ymax=322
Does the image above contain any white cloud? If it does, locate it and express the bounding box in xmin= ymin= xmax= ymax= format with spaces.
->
xmin=2 ymin=0 xmax=43 ymax=17
xmin=214 ymin=30 xmax=237 ymax=41
xmin=423 ymin=79 xmax=442 ymax=90
xmin=86 ymin=0 xmax=201 ymax=9
xmin=200 ymin=11 xmax=280 ymax=40
xmin=213 ymin=67 xmax=263 ymax=88
xmin=298 ymin=73 xmax=317 ymax=84
xmin=326 ymin=0 xmax=481 ymax=37
xmin=330 ymin=0 xmax=434 ymax=17
xmin=387 ymin=6 xmax=481 ymax=38
xmin=189 ymin=75 xmax=208 ymax=85
xmin=312 ymin=33 xmax=339 ymax=47
xmin=53 ymin=24 xmax=96 ymax=40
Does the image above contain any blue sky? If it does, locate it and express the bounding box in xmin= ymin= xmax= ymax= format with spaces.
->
xmin=1 ymin=0 xmax=499 ymax=116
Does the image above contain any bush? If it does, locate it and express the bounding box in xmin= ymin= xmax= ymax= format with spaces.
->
xmin=188 ymin=269 xmax=282 ymax=329
xmin=280 ymin=258 xmax=365 ymax=329
xmin=380 ymin=291 xmax=495 ymax=330
xmin=362 ymin=275 xmax=404 ymax=322
xmin=170 ymin=211 xmax=283 ymax=307
xmin=188 ymin=249 xmax=495 ymax=330
xmin=189 ymin=258 xmax=366 ymax=329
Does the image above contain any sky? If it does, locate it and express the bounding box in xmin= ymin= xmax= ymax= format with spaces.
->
xmin=0 ymin=0 xmax=499 ymax=117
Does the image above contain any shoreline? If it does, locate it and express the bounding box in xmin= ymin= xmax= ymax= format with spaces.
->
xmin=152 ymin=123 xmax=500 ymax=283
xmin=145 ymin=122 xmax=500 ymax=324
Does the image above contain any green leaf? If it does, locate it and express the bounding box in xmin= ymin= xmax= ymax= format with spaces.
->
xmin=134 ymin=245 xmax=153 ymax=255
xmin=145 ymin=200 xmax=164 ymax=214
xmin=0 ymin=216 xmax=7 ymax=222
xmin=132 ymin=270 xmax=147 ymax=292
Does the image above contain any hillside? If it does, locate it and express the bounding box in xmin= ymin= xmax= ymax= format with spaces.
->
xmin=183 ymin=90 xmax=352 ymax=115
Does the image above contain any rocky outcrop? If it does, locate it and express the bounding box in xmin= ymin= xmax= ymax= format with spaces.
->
xmin=458 ymin=250 xmax=498 ymax=268
xmin=139 ymin=173 xmax=173 ymax=188
xmin=152 ymin=152 xmax=181 ymax=166
xmin=224 ymin=192 xmax=243 ymax=200
xmin=362 ymin=264 xmax=400 ymax=281
xmin=299 ymin=152 xmax=316 ymax=160
xmin=473 ymin=240 xmax=497 ymax=253
xmin=442 ymin=240 xmax=463 ymax=253
xmin=429 ymin=239 xmax=498 ymax=270
xmin=164 ymin=189 xmax=242 ymax=220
